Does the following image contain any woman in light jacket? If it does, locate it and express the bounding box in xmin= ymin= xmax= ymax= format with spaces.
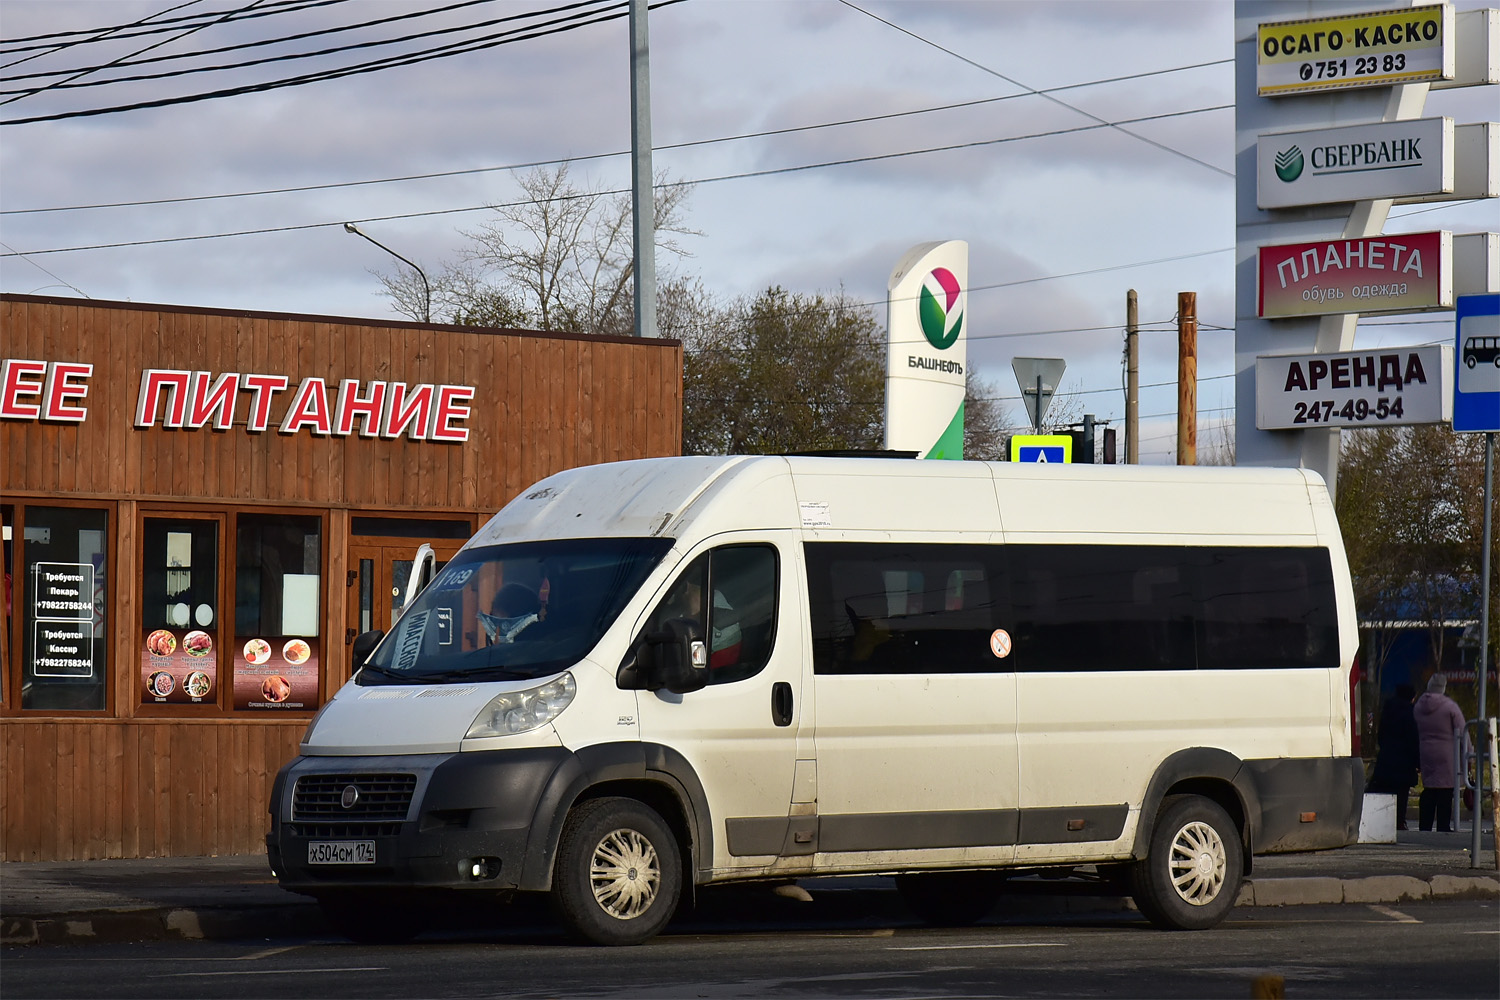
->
xmin=1413 ymin=674 xmax=1468 ymax=832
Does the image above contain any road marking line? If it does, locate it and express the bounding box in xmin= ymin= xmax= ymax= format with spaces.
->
xmin=889 ymin=942 xmax=1066 ymax=951
xmin=157 ymin=968 xmax=387 ymax=977
xmin=236 ymin=946 xmax=301 ymax=960
xmin=1367 ymin=905 xmax=1419 ymax=923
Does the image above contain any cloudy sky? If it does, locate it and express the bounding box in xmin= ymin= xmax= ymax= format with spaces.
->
xmin=2 ymin=0 xmax=1496 ymax=462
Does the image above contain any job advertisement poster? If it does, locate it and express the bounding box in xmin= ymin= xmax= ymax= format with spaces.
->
xmin=32 ymin=562 xmax=95 ymax=678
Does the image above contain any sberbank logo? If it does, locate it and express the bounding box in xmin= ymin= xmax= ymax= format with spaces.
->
xmin=1275 ymin=145 xmax=1304 ymax=183
xmin=918 ymin=267 xmax=964 ymax=350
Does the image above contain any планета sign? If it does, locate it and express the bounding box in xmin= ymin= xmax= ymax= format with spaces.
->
xmin=1256 ymin=345 xmax=1452 ymax=430
xmin=1258 ymin=231 xmax=1451 ymax=318
xmin=1257 ymin=117 xmax=1452 ymax=209
xmin=1257 ymin=4 xmax=1452 ymax=97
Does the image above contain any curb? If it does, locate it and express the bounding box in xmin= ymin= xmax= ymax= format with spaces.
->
xmin=1 ymin=905 xmax=326 ymax=947
xmin=3 ymin=874 xmax=1496 ymax=946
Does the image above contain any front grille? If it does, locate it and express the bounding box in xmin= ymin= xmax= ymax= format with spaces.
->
xmin=293 ymin=772 xmax=416 ymax=823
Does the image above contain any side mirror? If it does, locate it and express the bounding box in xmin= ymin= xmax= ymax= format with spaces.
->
xmin=638 ymin=619 xmax=707 ymax=694
xmin=351 ymin=629 xmax=385 ymax=669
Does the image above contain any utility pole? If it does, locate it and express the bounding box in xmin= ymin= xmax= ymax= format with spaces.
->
xmin=1126 ymin=289 xmax=1139 ymax=464
xmin=1177 ymin=291 xmax=1196 ymax=466
xmin=628 ymin=0 xmax=657 ymax=339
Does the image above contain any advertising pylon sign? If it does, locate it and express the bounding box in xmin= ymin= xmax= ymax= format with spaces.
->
xmin=884 ymin=240 xmax=968 ymax=459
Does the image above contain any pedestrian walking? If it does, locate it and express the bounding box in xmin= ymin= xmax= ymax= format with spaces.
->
xmin=1367 ymin=683 xmax=1419 ymax=830
xmin=1413 ymin=674 xmax=1468 ymax=832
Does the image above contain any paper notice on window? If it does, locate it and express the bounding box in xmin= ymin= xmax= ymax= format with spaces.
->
xmin=799 ymin=501 xmax=831 ymax=528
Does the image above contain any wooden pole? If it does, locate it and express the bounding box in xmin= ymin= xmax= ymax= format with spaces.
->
xmin=1177 ymin=291 xmax=1196 ymax=466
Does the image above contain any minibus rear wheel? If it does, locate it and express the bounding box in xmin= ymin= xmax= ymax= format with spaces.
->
xmin=551 ymin=796 xmax=683 ymax=946
xmin=1129 ymin=794 xmax=1243 ymax=930
xmin=895 ymin=871 xmax=1001 ymax=926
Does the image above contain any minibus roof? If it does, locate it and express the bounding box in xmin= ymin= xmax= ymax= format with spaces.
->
xmin=468 ymin=456 xmax=1330 ymax=549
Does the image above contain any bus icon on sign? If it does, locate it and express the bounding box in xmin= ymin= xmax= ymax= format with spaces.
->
xmin=1458 ymin=311 xmax=1500 ymax=398
xmin=1464 ymin=335 xmax=1500 ymax=369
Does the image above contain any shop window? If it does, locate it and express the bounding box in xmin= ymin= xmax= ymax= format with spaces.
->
xmin=141 ymin=518 xmax=220 ymax=706
xmin=233 ymin=514 xmax=322 ymax=711
xmin=21 ymin=506 xmax=109 ymax=711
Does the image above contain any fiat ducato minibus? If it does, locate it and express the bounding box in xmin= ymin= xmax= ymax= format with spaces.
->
xmin=267 ymin=456 xmax=1362 ymax=945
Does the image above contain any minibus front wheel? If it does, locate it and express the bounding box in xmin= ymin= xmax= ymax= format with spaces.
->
xmin=551 ymin=796 xmax=683 ymax=946
xmin=1129 ymin=794 xmax=1243 ymax=931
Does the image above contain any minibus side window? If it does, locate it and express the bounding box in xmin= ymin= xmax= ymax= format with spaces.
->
xmin=1197 ymin=547 xmax=1339 ymax=669
xmin=805 ymin=543 xmax=1001 ymax=675
xmin=641 ymin=545 xmax=779 ymax=685
xmin=1009 ymin=545 xmax=1196 ymax=672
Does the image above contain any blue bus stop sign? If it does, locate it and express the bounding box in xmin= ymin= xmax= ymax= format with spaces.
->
xmin=1455 ymin=293 xmax=1500 ymax=433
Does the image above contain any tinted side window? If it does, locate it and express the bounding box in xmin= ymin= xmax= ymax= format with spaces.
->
xmin=642 ymin=545 xmax=779 ymax=684
xmin=1009 ymin=545 xmax=1196 ymax=672
xmin=806 ymin=543 xmax=1003 ymax=675
xmin=1198 ymin=547 xmax=1338 ymax=669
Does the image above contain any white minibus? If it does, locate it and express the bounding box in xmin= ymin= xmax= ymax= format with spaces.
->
xmin=267 ymin=456 xmax=1363 ymax=945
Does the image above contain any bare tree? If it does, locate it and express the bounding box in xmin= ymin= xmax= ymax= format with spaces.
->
xmin=459 ymin=163 xmax=696 ymax=335
xmin=378 ymin=162 xmax=696 ymax=335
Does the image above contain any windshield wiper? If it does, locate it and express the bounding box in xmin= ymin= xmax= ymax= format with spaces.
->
xmin=355 ymin=662 xmax=413 ymax=684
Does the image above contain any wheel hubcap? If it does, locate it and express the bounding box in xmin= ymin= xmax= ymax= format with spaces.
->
xmin=590 ymin=828 xmax=660 ymax=919
xmin=1168 ymin=820 xmax=1226 ymax=906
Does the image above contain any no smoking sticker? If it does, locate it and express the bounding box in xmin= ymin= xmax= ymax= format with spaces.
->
xmin=989 ymin=629 xmax=1012 ymax=658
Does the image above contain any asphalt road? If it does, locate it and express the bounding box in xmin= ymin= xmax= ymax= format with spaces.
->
xmin=4 ymin=899 xmax=1497 ymax=1000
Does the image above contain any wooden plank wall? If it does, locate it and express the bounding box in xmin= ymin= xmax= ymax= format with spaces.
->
xmin=1 ymin=295 xmax=683 ymax=508
xmin=0 ymin=719 xmax=303 ymax=861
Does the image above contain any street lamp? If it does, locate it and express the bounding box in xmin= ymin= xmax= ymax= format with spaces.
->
xmin=343 ymin=222 xmax=431 ymax=324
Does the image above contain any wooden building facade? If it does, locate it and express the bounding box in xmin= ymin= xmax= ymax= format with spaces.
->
xmin=0 ymin=294 xmax=682 ymax=861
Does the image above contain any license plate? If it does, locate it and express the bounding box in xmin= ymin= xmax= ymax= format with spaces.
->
xmin=307 ymin=840 xmax=376 ymax=865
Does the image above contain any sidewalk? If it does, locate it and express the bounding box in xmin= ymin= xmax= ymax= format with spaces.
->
xmin=2 ymin=828 xmax=1495 ymax=946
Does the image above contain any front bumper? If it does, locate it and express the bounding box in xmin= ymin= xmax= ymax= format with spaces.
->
xmin=267 ymin=746 xmax=573 ymax=895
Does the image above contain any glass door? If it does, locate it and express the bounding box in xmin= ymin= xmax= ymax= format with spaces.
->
xmin=345 ymin=540 xmax=465 ymax=647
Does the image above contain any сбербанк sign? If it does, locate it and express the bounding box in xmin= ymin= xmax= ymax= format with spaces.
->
xmin=1257 ymin=117 xmax=1452 ymax=209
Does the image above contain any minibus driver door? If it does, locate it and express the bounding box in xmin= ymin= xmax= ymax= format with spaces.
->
xmin=625 ymin=536 xmax=809 ymax=875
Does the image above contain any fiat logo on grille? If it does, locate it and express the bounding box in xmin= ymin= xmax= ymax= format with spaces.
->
xmin=340 ymin=785 xmax=361 ymax=810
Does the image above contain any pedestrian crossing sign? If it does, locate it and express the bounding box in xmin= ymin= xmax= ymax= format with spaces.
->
xmin=1009 ymin=434 xmax=1073 ymax=463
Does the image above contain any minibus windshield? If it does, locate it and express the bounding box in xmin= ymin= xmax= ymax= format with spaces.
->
xmin=358 ymin=537 xmax=673 ymax=684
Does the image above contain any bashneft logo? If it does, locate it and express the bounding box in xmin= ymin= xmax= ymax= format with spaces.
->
xmin=1275 ymin=145 xmax=1304 ymax=183
xmin=919 ymin=267 xmax=964 ymax=350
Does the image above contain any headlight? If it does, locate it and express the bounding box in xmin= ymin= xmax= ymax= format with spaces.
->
xmin=465 ymin=672 xmax=577 ymax=739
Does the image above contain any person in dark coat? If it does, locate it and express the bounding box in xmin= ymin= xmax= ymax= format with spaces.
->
xmin=1366 ymin=683 xmax=1418 ymax=830
xmin=1413 ymin=674 xmax=1469 ymax=833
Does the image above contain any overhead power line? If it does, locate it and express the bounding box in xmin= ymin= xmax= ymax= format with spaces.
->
xmin=1 ymin=0 xmax=685 ymax=125
xmin=0 ymin=0 xmax=344 ymax=51
xmin=1 ymin=0 xmax=277 ymax=108
xmin=1 ymin=102 xmax=1231 ymax=256
xmin=0 ymin=0 xmax=600 ymax=94
xmin=4 ymin=58 xmax=1237 ymax=215
xmin=837 ymin=0 xmax=1233 ymax=178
